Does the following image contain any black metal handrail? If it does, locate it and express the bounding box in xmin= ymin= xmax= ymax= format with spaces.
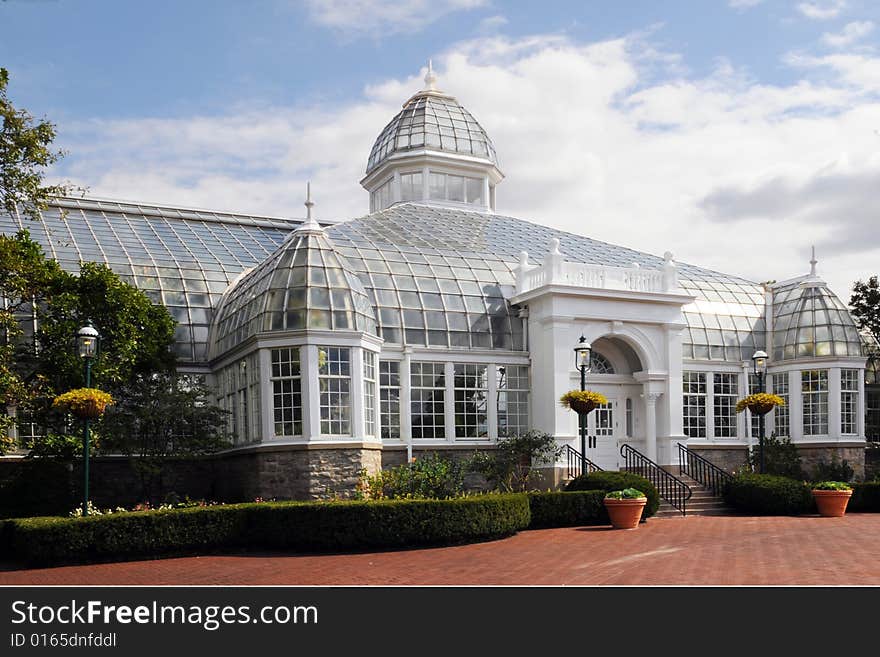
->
xmin=563 ymin=444 xmax=602 ymax=480
xmin=620 ymin=444 xmax=692 ymax=516
xmin=678 ymin=443 xmax=733 ymax=498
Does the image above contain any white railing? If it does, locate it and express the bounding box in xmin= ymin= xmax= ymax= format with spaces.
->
xmin=514 ymin=238 xmax=678 ymax=296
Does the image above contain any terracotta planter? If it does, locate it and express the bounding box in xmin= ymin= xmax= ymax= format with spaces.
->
xmin=812 ymin=489 xmax=852 ymax=517
xmin=569 ymin=400 xmax=599 ymax=415
xmin=604 ymin=497 xmax=647 ymax=529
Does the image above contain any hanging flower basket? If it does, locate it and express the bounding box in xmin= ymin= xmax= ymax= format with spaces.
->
xmin=735 ymin=393 xmax=785 ymax=417
xmin=52 ymin=388 xmax=114 ymax=420
xmin=560 ymin=390 xmax=608 ymax=415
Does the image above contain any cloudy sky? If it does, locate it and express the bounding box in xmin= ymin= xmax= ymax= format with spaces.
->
xmin=2 ymin=0 xmax=879 ymax=301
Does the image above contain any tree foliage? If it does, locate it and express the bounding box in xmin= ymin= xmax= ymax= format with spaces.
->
xmin=850 ymin=275 xmax=880 ymax=382
xmin=0 ymin=68 xmax=73 ymax=221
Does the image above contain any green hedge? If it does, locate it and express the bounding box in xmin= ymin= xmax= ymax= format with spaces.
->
xmin=850 ymin=481 xmax=880 ymax=512
xmin=565 ymin=471 xmax=660 ymax=519
xmin=4 ymin=494 xmax=531 ymax=567
xmin=722 ymin=473 xmax=813 ymax=515
xmin=527 ymin=491 xmax=606 ymax=528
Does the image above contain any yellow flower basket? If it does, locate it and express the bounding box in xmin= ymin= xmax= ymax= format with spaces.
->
xmin=560 ymin=390 xmax=608 ymax=415
xmin=735 ymin=393 xmax=785 ymax=417
xmin=53 ymin=388 xmax=114 ymax=420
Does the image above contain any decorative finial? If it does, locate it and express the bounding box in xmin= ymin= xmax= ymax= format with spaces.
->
xmin=810 ymin=245 xmax=817 ymax=276
xmin=299 ymin=181 xmax=321 ymax=231
xmin=424 ymin=59 xmax=438 ymax=91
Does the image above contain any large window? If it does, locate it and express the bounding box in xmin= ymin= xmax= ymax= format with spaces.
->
xmin=841 ymin=369 xmax=859 ymax=436
xmin=497 ymin=365 xmax=529 ymax=438
xmin=713 ymin=373 xmax=738 ymax=438
xmin=427 ymin=172 xmax=483 ymax=205
xmin=454 ymin=364 xmax=489 ymax=439
xmin=372 ymin=178 xmax=393 ymax=211
xmin=379 ymin=361 xmax=401 ymax=440
xmin=802 ymin=369 xmax=829 ymax=436
xmin=771 ymin=372 xmax=790 ymax=438
xmin=249 ymin=353 xmax=261 ymax=442
xmin=683 ymin=372 xmax=707 ymax=438
xmin=400 ymin=172 xmax=422 ymax=201
xmin=271 ymin=348 xmax=302 ymax=437
xmin=318 ymin=347 xmax=351 ymax=436
xmin=868 ymin=387 xmax=880 ymax=443
xmin=363 ymin=351 xmax=377 ymax=437
xmin=411 ymin=362 xmax=445 ymax=439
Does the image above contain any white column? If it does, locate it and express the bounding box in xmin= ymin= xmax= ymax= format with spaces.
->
xmin=444 ymin=361 xmax=456 ymax=442
xmin=422 ymin=166 xmax=430 ymax=201
xmin=829 ymin=367 xmax=841 ymax=440
xmin=259 ymin=348 xmax=273 ymax=441
xmin=705 ymin=372 xmax=715 ymax=441
xmin=789 ymin=369 xmax=803 ymax=441
xmin=858 ymin=367 xmax=866 ymax=438
xmin=488 ymin=364 xmax=498 ymax=441
xmin=482 ymin=176 xmax=490 ymax=211
xmin=401 ymin=349 xmax=413 ymax=459
xmin=644 ymin=390 xmax=660 ymax=462
xmin=303 ymin=344 xmax=321 ymax=439
xmin=392 ymin=170 xmax=401 ymax=204
xmin=351 ymin=348 xmax=365 ymax=440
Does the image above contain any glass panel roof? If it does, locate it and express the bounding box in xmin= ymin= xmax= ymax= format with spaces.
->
xmin=771 ymin=278 xmax=863 ymax=361
xmin=367 ymin=92 xmax=498 ymax=174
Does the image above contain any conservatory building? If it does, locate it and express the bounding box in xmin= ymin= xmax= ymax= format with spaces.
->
xmin=2 ymin=68 xmax=868 ymax=498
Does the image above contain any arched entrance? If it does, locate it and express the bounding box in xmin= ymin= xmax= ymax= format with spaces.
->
xmin=577 ymin=336 xmax=647 ymax=470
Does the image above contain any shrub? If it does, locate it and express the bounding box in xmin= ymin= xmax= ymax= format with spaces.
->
xmin=468 ymin=430 xmax=563 ymax=492
xmin=5 ymin=494 xmax=531 ymax=567
xmin=849 ymin=481 xmax=880 ymax=512
xmin=722 ymin=473 xmax=813 ymax=515
xmin=526 ymin=491 xmax=605 ymax=528
xmin=811 ymin=456 xmax=854 ymax=484
xmin=357 ymin=453 xmax=467 ymax=499
xmin=565 ymin=471 xmax=659 ymax=518
xmin=746 ymin=434 xmax=803 ymax=479
xmin=0 ymin=459 xmax=77 ymax=519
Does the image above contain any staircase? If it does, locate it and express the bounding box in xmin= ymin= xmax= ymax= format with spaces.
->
xmin=654 ymin=472 xmax=731 ymax=517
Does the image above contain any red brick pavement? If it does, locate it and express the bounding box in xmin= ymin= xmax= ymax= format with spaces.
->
xmin=3 ymin=514 xmax=880 ymax=586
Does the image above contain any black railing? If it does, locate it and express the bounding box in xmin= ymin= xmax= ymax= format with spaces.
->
xmin=564 ymin=444 xmax=602 ymax=480
xmin=620 ymin=444 xmax=692 ymax=515
xmin=678 ymin=443 xmax=733 ymax=498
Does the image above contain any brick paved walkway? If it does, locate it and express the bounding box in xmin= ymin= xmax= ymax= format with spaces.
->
xmin=3 ymin=514 xmax=880 ymax=585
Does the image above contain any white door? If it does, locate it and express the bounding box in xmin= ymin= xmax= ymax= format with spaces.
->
xmin=588 ymin=398 xmax=620 ymax=470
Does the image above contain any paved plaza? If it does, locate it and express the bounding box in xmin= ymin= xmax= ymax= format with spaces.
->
xmin=3 ymin=514 xmax=880 ymax=586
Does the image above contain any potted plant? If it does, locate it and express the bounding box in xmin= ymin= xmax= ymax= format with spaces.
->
xmin=560 ymin=390 xmax=608 ymax=415
xmin=735 ymin=392 xmax=785 ymax=416
xmin=604 ymin=488 xmax=647 ymax=529
xmin=52 ymin=387 xmax=114 ymax=420
xmin=811 ymin=481 xmax=853 ymax=517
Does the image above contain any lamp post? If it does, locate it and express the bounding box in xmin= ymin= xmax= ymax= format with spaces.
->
xmin=77 ymin=322 xmax=99 ymax=516
xmin=752 ymin=349 xmax=768 ymax=474
xmin=574 ymin=336 xmax=593 ymax=468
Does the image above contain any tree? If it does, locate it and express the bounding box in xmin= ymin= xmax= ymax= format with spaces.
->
xmin=469 ymin=430 xmax=563 ymax=492
xmin=1 ymin=68 xmax=73 ymax=221
xmin=99 ymin=373 xmax=230 ymax=502
xmin=0 ymin=230 xmax=176 ymax=455
xmin=850 ymin=276 xmax=880 ymax=382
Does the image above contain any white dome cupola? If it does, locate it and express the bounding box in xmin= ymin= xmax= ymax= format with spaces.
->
xmin=361 ymin=62 xmax=504 ymax=213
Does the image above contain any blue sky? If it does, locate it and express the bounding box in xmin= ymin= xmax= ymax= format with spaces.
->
xmin=1 ymin=0 xmax=879 ymax=298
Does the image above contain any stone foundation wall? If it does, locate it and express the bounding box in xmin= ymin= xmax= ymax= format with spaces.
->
xmin=686 ymin=443 xmax=866 ymax=480
xmin=686 ymin=447 xmax=749 ymax=474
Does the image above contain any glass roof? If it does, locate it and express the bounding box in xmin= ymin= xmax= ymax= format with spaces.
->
xmin=771 ymin=278 xmax=863 ymax=361
xmin=5 ymin=198 xmax=861 ymax=368
xmin=210 ymin=228 xmax=377 ymax=358
xmin=366 ymin=92 xmax=498 ymax=174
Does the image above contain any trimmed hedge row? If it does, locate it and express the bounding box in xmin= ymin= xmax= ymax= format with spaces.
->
xmin=527 ymin=491 xmax=606 ymax=528
xmin=565 ymin=471 xmax=660 ymax=519
xmin=850 ymin=481 xmax=880 ymax=512
xmin=722 ymin=474 xmax=814 ymax=515
xmin=2 ymin=494 xmax=531 ymax=568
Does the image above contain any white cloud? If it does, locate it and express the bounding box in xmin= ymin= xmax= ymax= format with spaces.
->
xmin=821 ymin=20 xmax=875 ymax=48
xmin=51 ymin=33 xmax=880 ymax=302
xmin=477 ymin=14 xmax=508 ymax=33
xmin=303 ymin=0 xmax=487 ymax=36
xmin=797 ymin=1 xmax=847 ymax=20
xmin=728 ymin=0 xmax=764 ymax=9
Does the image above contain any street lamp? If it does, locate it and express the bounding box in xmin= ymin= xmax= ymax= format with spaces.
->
xmin=574 ymin=336 xmax=592 ymax=466
xmin=752 ymin=349 xmax=768 ymax=474
xmin=77 ymin=321 xmax=100 ymax=516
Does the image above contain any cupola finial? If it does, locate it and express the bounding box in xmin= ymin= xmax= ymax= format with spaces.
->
xmin=299 ymin=181 xmax=321 ymax=231
xmin=424 ymin=59 xmax=438 ymax=91
xmin=810 ymin=245 xmax=818 ymax=276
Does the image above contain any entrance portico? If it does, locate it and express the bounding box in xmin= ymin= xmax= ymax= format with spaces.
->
xmin=511 ymin=238 xmax=694 ymax=474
